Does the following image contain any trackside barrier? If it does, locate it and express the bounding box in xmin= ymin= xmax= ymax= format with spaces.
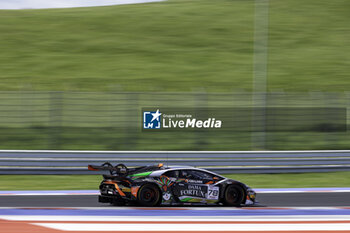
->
xmin=0 ymin=150 xmax=350 ymax=174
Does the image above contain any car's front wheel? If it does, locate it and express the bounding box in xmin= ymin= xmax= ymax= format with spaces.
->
xmin=223 ymin=184 xmax=246 ymax=206
xmin=137 ymin=184 xmax=161 ymax=207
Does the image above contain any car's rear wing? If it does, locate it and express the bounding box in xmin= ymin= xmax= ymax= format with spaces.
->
xmin=88 ymin=162 xmax=129 ymax=176
xmin=88 ymin=164 xmax=116 ymax=171
xmin=88 ymin=162 xmax=166 ymax=177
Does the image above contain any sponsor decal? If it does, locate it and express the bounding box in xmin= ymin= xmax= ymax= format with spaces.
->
xmin=156 ymin=176 xmax=174 ymax=192
xmin=176 ymin=183 xmax=219 ymax=201
xmin=178 ymin=184 xmax=207 ymax=198
xmin=121 ymin=187 xmax=131 ymax=192
xmin=131 ymin=186 xmax=140 ymax=198
xmin=162 ymin=192 xmax=171 ymax=201
xmin=187 ymin=179 xmax=203 ymax=184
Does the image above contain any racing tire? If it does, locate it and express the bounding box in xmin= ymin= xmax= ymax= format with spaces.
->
xmin=137 ymin=183 xmax=161 ymax=207
xmin=223 ymin=184 xmax=246 ymax=206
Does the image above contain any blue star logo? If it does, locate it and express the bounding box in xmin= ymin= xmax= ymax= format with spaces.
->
xmin=143 ymin=109 xmax=162 ymax=129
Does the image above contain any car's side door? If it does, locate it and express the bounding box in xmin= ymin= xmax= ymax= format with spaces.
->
xmin=186 ymin=170 xmax=221 ymax=202
xmin=172 ymin=169 xmax=220 ymax=203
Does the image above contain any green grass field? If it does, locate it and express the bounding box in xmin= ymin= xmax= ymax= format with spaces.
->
xmin=0 ymin=0 xmax=349 ymax=92
xmin=0 ymin=0 xmax=349 ymax=150
xmin=0 ymin=1 xmax=349 ymax=187
xmin=0 ymin=172 xmax=349 ymax=190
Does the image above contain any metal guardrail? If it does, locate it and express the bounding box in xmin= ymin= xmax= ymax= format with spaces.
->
xmin=1 ymin=150 xmax=350 ymax=174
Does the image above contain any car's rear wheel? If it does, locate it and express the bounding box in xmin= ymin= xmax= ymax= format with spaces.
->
xmin=223 ymin=184 xmax=246 ymax=206
xmin=137 ymin=184 xmax=161 ymax=207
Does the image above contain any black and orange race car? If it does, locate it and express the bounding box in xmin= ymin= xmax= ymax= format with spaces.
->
xmin=88 ymin=163 xmax=257 ymax=207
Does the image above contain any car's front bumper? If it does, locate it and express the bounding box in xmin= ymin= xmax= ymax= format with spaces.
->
xmin=245 ymin=188 xmax=258 ymax=205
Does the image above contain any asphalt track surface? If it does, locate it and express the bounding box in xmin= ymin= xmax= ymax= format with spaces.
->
xmin=1 ymin=193 xmax=350 ymax=207
xmin=1 ymin=191 xmax=350 ymax=232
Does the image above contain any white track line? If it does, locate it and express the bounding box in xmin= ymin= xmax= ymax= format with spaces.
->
xmin=1 ymin=149 xmax=350 ymax=153
xmin=32 ymin=223 xmax=350 ymax=231
xmin=1 ymin=206 xmax=350 ymax=210
xmin=3 ymin=215 xmax=350 ymax=222
xmin=0 ymin=0 xmax=165 ymax=10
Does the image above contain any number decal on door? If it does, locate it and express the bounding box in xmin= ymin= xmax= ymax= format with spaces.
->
xmin=207 ymin=186 xmax=219 ymax=200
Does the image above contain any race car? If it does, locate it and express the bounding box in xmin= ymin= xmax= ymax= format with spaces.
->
xmin=88 ymin=163 xmax=257 ymax=207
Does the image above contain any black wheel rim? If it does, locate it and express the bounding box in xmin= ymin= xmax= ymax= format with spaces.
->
xmin=141 ymin=187 xmax=158 ymax=204
xmin=226 ymin=186 xmax=243 ymax=205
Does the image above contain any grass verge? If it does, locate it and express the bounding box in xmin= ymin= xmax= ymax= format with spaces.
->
xmin=0 ymin=0 xmax=349 ymax=92
xmin=0 ymin=172 xmax=349 ymax=190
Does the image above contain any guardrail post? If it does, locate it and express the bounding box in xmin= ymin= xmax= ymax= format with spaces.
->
xmin=109 ymin=92 xmax=119 ymax=150
xmin=346 ymin=92 xmax=350 ymax=133
xmin=49 ymin=91 xmax=63 ymax=149
xmin=251 ymin=0 xmax=269 ymax=150
xmin=122 ymin=92 xmax=139 ymax=150
xmin=194 ymin=90 xmax=208 ymax=150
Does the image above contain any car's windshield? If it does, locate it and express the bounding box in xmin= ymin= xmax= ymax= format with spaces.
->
xmin=165 ymin=169 xmax=223 ymax=180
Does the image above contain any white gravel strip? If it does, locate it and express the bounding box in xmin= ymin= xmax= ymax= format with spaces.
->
xmin=0 ymin=0 xmax=164 ymax=10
